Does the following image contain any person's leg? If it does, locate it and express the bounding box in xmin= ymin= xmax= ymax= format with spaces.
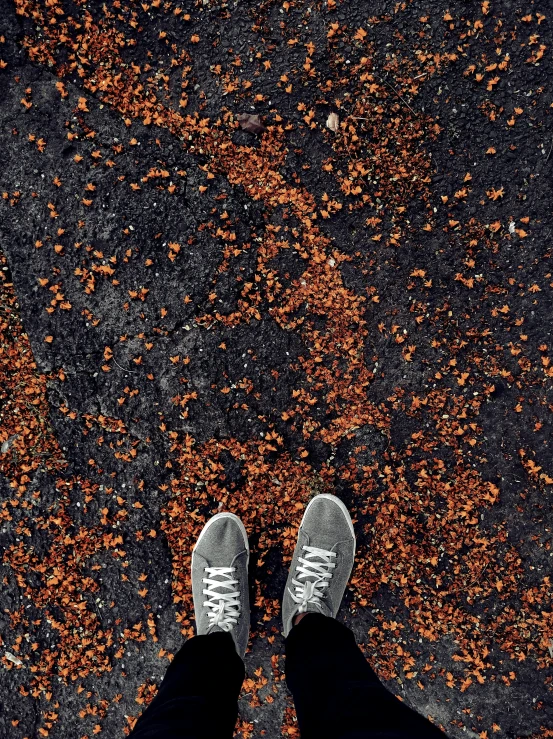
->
xmin=282 ymin=494 xmax=447 ymax=739
xmin=130 ymin=631 xmax=244 ymax=739
xmin=130 ymin=512 xmax=250 ymax=739
xmin=286 ymin=612 xmax=447 ymax=739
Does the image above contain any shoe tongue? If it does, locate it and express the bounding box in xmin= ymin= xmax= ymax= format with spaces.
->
xmin=299 ymin=573 xmax=334 ymax=615
xmin=300 ymin=598 xmax=332 ymax=619
xmin=211 ymin=571 xmax=228 ymax=584
xmin=208 ymin=567 xmax=235 ymax=585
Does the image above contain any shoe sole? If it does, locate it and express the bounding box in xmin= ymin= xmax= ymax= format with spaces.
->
xmin=300 ymin=493 xmax=356 ymax=548
xmin=192 ymin=511 xmax=250 ymax=567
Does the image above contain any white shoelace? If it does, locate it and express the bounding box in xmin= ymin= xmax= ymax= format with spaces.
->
xmin=202 ymin=567 xmax=241 ymax=631
xmin=288 ymin=545 xmax=337 ymax=612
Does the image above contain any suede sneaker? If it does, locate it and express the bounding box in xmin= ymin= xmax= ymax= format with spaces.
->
xmin=282 ymin=493 xmax=356 ymax=637
xmin=191 ymin=512 xmax=250 ymax=657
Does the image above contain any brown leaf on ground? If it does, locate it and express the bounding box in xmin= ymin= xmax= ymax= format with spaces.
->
xmin=236 ymin=113 xmax=266 ymax=134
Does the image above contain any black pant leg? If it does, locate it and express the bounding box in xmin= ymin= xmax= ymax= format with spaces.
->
xmin=285 ymin=613 xmax=447 ymax=739
xmin=130 ymin=631 xmax=244 ymax=739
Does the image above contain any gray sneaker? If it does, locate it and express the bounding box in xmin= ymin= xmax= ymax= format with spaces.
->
xmin=282 ymin=493 xmax=356 ymax=637
xmin=191 ymin=512 xmax=250 ymax=657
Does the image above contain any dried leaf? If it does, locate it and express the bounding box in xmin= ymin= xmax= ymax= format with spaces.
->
xmin=236 ymin=113 xmax=266 ymax=134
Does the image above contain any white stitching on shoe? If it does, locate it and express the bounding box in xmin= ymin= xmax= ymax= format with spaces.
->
xmin=202 ymin=567 xmax=241 ymax=631
xmin=288 ymin=545 xmax=337 ymax=613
